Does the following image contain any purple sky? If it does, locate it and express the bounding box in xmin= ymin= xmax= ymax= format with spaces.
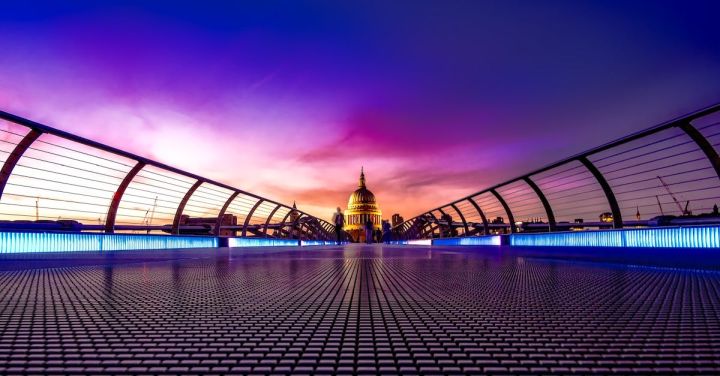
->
xmin=1 ymin=0 xmax=719 ymax=220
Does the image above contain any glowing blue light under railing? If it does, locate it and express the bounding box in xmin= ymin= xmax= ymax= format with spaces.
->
xmin=0 ymin=232 xmax=217 ymax=254
xmin=510 ymin=226 xmax=720 ymax=248
xmin=300 ymin=240 xmax=343 ymax=246
xmin=391 ymin=239 xmax=432 ymax=245
xmin=432 ymin=236 xmax=501 ymax=246
xmin=227 ymin=237 xmax=300 ymax=247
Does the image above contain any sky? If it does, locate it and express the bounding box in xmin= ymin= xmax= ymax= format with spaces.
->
xmin=1 ymin=0 xmax=719 ymax=221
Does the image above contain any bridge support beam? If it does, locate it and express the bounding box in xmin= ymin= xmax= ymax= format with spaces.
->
xmin=172 ymin=180 xmax=203 ymax=235
xmin=409 ymin=217 xmax=422 ymax=239
xmin=523 ymin=176 xmax=556 ymax=232
xmin=415 ymin=216 xmax=433 ymax=239
xmin=214 ymin=191 xmax=240 ymax=236
xmin=290 ymin=213 xmax=303 ymax=240
xmin=579 ymin=157 xmax=622 ymax=228
xmin=241 ymin=199 xmax=265 ymax=237
xmin=427 ymin=211 xmax=441 ymax=237
xmin=450 ymin=203 xmax=469 ymax=235
xmin=105 ymin=162 xmax=146 ymax=233
xmin=680 ymin=122 xmax=720 ymax=181
xmin=0 ymin=129 xmax=42 ymax=201
xmin=277 ymin=209 xmax=295 ymax=239
xmin=262 ymin=204 xmax=282 ymax=237
xmin=490 ymin=189 xmax=516 ymax=233
xmin=467 ymin=198 xmax=489 ymax=235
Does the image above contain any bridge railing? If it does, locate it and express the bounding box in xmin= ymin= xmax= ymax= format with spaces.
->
xmin=0 ymin=111 xmax=333 ymax=241
xmin=396 ymin=103 xmax=720 ymax=240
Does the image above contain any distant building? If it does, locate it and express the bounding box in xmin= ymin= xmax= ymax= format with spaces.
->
xmin=216 ymin=214 xmax=238 ymax=236
xmin=344 ymin=168 xmax=382 ymax=242
xmin=570 ymin=218 xmax=584 ymax=231
xmin=175 ymin=214 xmax=236 ymax=236
xmin=599 ymin=212 xmax=613 ymax=223
xmin=391 ymin=214 xmax=404 ymax=227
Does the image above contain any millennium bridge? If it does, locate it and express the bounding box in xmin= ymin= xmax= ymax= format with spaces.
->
xmin=1 ymin=105 xmax=720 ymax=375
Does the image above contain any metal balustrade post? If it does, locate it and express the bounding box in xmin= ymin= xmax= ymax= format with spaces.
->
xmin=316 ymin=220 xmax=330 ymax=240
xmin=213 ymin=191 xmax=240 ymax=236
xmin=467 ymin=198 xmax=489 ymax=235
xmin=400 ymin=222 xmax=411 ymax=239
xmin=450 ymin=203 xmax=469 ymax=235
xmin=0 ymin=129 xmax=42 ymax=200
xmin=262 ymin=204 xmax=282 ymax=237
xmin=523 ymin=176 xmax=556 ymax=232
xmin=437 ymin=208 xmax=450 ymax=238
xmin=680 ymin=122 xmax=720 ymax=181
xmin=297 ymin=221 xmax=308 ymax=240
xmin=300 ymin=218 xmax=316 ymax=240
xmin=402 ymin=218 xmax=420 ymax=239
xmin=579 ymin=157 xmax=623 ymax=229
xmin=417 ymin=213 xmax=436 ymax=239
xmin=321 ymin=221 xmax=334 ymax=240
xmin=426 ymin=212 xmax=440 ymax=238
xmin=423 ymin=215 xmax=436 ymax=238
xmin=422 ymin=224 xmax=439 ymax=238
xmin=407 ymin=221 xmax=418 ymax=239
xmin=298 ymin=218 xmax=316 ymax=240
xmin=308 ymin=221 xmax=320 ymax=240
xmin=172 ymin=180 xmax=203 ymax=235
xmin=241 ymin=199 xmax=265 ymax=237
xmin=411 ymin=218 xmax=426 ymax=239
xmin=311 ymin=220 xmax=325 ymax=240
xmin=105 ymin=162 xmax=146 ymax=233
xmin=490 ymin=189 xmax=516 ymax=233
xmin=277 ymin=210 xmax=294 ymax=239
xmin=400 ymin=220 xmax=415 ymax=239
xmin=291 ymin=214 xmax=304 ymax=240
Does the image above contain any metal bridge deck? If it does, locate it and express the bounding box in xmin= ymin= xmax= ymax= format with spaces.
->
xmin=1 ymin=245 xmax=719 ymax=375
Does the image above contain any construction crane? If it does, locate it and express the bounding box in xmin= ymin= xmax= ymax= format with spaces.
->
xmin=655 ymin=195 xmax=664 ymax=216
xmin=657 ymin=176 xmax=691 ymax=216
xmin=145 ymin=196 xmax=158 ymax=234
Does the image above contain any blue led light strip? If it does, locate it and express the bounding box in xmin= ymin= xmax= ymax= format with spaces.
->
xmin=432 ymin=236 xmax=501 ymax=246
xmin=0 ymin=232 xmax=217 ymax=253
xmin=388 ymin=239 xmax=432 ymax=246
xmin=510 ymin=226 xmax=720 ymax=248
xmin=227 ymin=238 xmax=300 ymax=247
xmin=300 ymin=240 xmax=341 ymax=246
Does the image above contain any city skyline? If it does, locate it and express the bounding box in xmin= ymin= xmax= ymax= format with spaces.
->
xmin=1 ymin=1 xmax=720 ymax=221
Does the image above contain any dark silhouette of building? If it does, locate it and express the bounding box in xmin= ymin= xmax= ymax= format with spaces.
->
xmin=173 ymin=214 xmax=237 ymax=235
xmin=391 ymin=214 xmax=404 ymax=227
xmin=288 ymin=202 xmax=300 ymax=239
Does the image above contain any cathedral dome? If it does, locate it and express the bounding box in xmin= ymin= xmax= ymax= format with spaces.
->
xmin=347 ymin=168 xmax=379 ymax=209
xmin=348 ymin=188 xmax=376 ymax=207
xmin=343 ymin=168 xmax=382 ymax=237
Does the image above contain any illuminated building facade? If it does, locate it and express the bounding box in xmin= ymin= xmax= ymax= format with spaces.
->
xmin=344 ymin=168 xmax=382 ymax=242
